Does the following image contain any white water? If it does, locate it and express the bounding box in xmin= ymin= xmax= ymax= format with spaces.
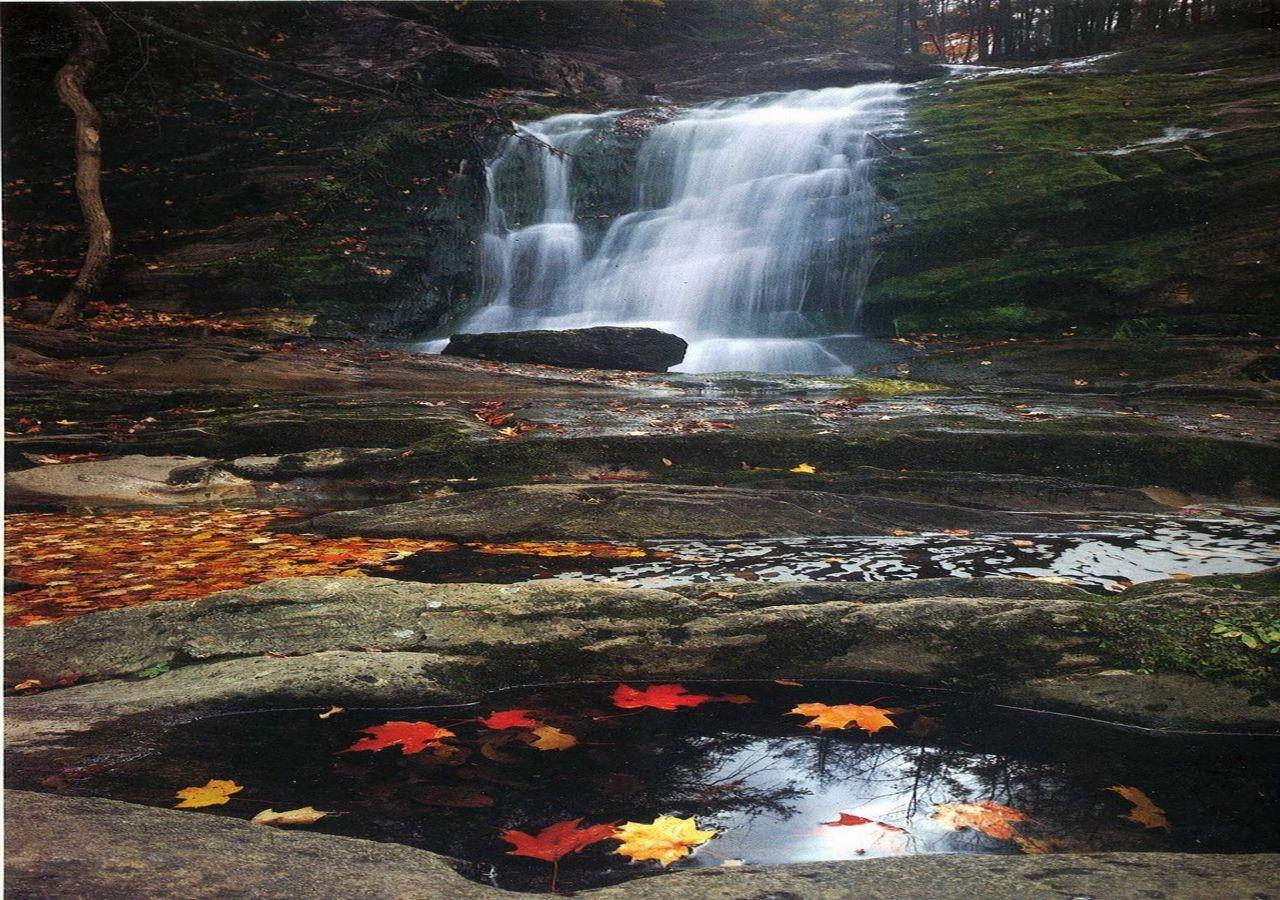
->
xmin=450 ymin=83 xmax=905 ymax=374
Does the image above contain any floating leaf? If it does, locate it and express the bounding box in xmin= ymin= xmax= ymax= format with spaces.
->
xmin=411 ymin=786 xmax=494 ymax=808
xmin=1014 ymin=835 xmax=1073 ymax=854
xmin=502 ymin=818 xmax=618 ymax=891
xmin=528 ymin=725 xmax=578 ymax=751
xmin=251 ymin=806 xmax=327 ymax=826
xmin=175 ymin=779 xmax=242 ymax=809
xmin=613 ymin=815 xmax=716 ymax=866
xmin=481 ymin=709 xmax=542 ymax=730
xmin=1107 ymin=786 xmax=1171 ymax=830
xmin=612 ymin=683 xmax=712 ymax=711
xmin=930 ymin=800 xmax=1027 ymax=840
xmin=821 ymin=813 xmax=905 ymax=832
xmin=343 ymin=721 xmax=455 ymax=755
xmin=788 ymin=702 xmax=896 ymax=734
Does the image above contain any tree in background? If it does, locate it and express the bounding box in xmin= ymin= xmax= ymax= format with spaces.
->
xmin=47 ymin=3 xmax=111 ymax=328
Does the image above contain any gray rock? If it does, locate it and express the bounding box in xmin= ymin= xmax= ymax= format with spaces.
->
xmin=7 ymin=575 xmax=1275 ymax=736
xmin=1010 ymin=670 xmax=1280 ymax=731
xmin=4 ymin=455 xmax=255 ymax=508
xmin=301 ymin=482 xmax=1066 ymax=541
xmin=443 ymin=326 xmax=688 ymax=372
xmin=7 ymin=791 xmax=1279 ymax=899
xmin=227 ymin=446 xmax=401 ymax=480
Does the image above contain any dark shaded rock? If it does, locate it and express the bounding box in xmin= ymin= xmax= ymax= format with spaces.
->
xmin=7 ymin=791 xmax=1279 ymax=900
xmin=226 ymin=447 xmax=401 ymax=480
xmin=300 ymin=482 xmax=1064 ymax=541
xmin=627 ymin=38 xmax=944 ymax=101
xmin=443 ymin=327 xmax=688 ymax=372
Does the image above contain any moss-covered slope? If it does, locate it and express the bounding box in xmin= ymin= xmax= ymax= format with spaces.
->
xmin=863 ymin=31 xmax=1280 ymax=336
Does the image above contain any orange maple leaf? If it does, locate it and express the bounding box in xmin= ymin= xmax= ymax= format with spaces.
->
xmin=1107 ymin=786 xmax=1171 ymax=830
xmin=788 ymin=702 xmax=896 ymax=734
xmin=930 ymin=800 xmax=1027 ymax=840
xmin=343 ymin=721 xmax=455 ymax=755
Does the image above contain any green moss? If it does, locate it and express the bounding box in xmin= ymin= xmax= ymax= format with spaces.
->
xmin=1081 ymin=600 xmax=1278 ymax=688
xmin=864 ymin=31 xmax=1280 ymax=336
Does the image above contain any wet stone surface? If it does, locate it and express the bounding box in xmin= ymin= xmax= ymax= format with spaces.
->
xmin=373 ymin=510 xmax=1280 ymax=592
xmin=27 ymin=681 xmax=1279 ymax=894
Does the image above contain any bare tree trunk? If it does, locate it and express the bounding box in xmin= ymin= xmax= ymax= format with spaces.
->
xmin=48 ymin=4 xmax=112 ymax=329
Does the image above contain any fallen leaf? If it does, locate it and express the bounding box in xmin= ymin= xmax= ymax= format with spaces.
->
xmin=612 ymin=683 xmax=712 ymax=711
xmin=788 ymin=702 xmax=896 ymax=734
xmin=613 ymin=815 xmax=716 ymax=866
xmin=930 ymin=800 xmax=1027 ymax=840
xmin=790 ymin=463 xmax=817 ymax=474
xmin=502 ymin=818 xmax=618 ymax=863
xmin=774 ymin=679 xmax=804 ymax=687
xmin=481 ymin=709 xmax=542 ymax=730
xmin=822 ymin=812 xmax=906 ymax=832
xmin=251 ymin=806 xmax=327 ymax=826
xmin=343 ymin=721 xmax=455 ymax=755
xmin=175 ymin=779 xmax=243 ymax=809
xmin=528 ymin=725 xmax=578 ymax=751
xmin=1107 ymin=786 xmax=1170 ymax=829
xmin=661 ymin=457 xmax=674 ymax=467
xmin=412 ymin=786 xmax=494 ymax=808
xmin=1014 ymin=835 xmax=1073 ymax=854
xmin=908 ymin=715 xmax=940 ymax=737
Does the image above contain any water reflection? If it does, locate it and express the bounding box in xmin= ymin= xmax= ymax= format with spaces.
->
xmin=46 ymin=682 xmax=1280 ymax=892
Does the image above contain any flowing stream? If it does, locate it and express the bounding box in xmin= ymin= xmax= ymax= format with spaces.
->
xmin=450 ymin=83 xmax=905 ymax=374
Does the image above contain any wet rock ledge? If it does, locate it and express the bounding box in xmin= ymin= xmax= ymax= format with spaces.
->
xmin=6 ymin=790 xmax=1276 ymax=900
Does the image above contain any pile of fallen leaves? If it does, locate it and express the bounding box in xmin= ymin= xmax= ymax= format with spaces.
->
xmin=81 ymin=302 xmax=256 ymax=333
xmin=3 ymin=508 xmax=439 ymax=626
xmin=4 ymin=509 xmax=662 ymax=627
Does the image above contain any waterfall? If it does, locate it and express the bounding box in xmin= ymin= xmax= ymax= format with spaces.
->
xmin=455 ymin=83 xmax=904 ymax=374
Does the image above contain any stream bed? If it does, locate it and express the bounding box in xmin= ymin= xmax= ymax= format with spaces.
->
xmin=46 ymin=681 xmax=1280 ymax=893
xmin=374 ymin=509 xmax=1280 ymax=592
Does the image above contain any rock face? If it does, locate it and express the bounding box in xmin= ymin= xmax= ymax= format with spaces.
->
xmin=301 ymin=482 xmax=1063 ymax=540
xmin=628 ymin=38 xmax=945 ymax=101
xmin=7 ymin=573 xmax=1276 ymax=735
xmin=443 ymin=327 xmax=688 ymax=372
xmin=5 ymin=455 xmax=254 ymax=509
xmin=7 ymin=791 xmax=1278 ymax=900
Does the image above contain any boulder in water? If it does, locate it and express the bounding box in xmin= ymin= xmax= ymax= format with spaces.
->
xmin=442 ymin=327 xmax=687 ymax=372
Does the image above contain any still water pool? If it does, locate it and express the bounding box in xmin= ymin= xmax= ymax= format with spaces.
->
xmin=51 ymin=681 xmax=1280 ymax=893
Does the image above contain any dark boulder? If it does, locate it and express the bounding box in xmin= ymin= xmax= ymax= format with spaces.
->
xmin=442 ymin=327 xmax=687 ymax=372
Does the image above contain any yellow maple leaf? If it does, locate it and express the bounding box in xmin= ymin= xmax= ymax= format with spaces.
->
xmin=175 ymin=779 xmax=243 ymax=809
xmin=251 ymin=806 xmax=328 ymax=827
xmin=1107 ymin=785 xmax=1171 ymax=830
xmin=613 ymin=816 xmax=716 ymax=866
xmin=528 ymin=725 xmax=577 ymax=751
xmin=790 ymin=463 xmax=817 ymax=474
xmin=788 ymin=702 xmax=896 ymax=734
xmin=930 ymin=800 xmax=1027 ymax=840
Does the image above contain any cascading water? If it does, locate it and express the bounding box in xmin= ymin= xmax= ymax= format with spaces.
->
xmin=453 ymin=83 xmax=904 ymax=374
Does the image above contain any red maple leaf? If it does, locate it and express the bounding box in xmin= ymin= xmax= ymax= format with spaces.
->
xmin=612 ymin=683 xmax=713 ymax=710
xmin=343 ymin=721 xmax=455 ymax=755
xmin=501 ymin=818 xmax=618 ymax=891
xmin=501 ymin=818 xmax=618 ymax=862
xmin=822 ymin=812 xmax=906 ymax=832
xmin=481 ymin=709 xmax=542 ymax=730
